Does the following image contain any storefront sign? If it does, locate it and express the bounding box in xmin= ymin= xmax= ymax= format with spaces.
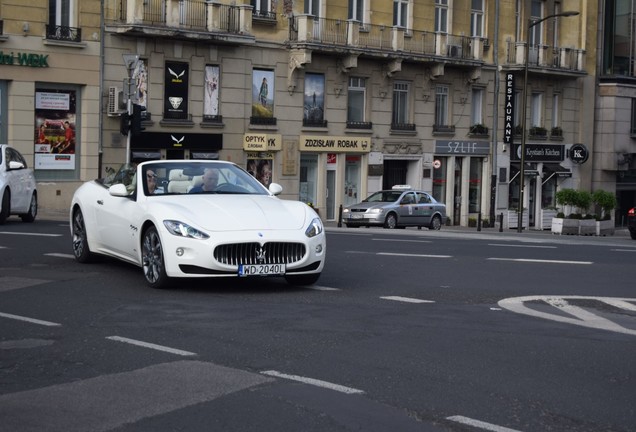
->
xmin=435 ymin=140 xmax=490 ymax=155
xmin=511 ymin=143 xmax=564 ymax=162
xmin=299 ymin=135 xmax=370 ymax=153
xmin=569 ymin=143 xmax=589 ymax=164
xmin=131 ymin=132 xmax=222 ymax=150
xmin=504 ymin=73 xmax=515 ymax=145
xmin=0 ymin=51 xmax=49 ymax=68
xmin=164 ymin=61 xmax=189 ymax=120
xmin=243 ymin=133 xmax=282 ymax=151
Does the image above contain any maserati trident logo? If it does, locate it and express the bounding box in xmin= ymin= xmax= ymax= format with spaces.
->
xmin=168 ymin=97 xmax=183 ymax=110
xmin=255 ymin=246 xmax=266 ymax=264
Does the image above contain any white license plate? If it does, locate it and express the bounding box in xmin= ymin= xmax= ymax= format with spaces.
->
xmin=350 ymin=213 xmax=363 ymax=219
xmin=238 ymin=263 xmax=286 ymax=276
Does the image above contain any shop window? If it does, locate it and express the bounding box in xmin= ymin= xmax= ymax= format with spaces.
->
xmin=300 ymin=154 xmax=318 ymax=206
xmin=469 ymin=158 xmax=482 ymax=213
xmin=304 ymin=73 xmax=326 ymax=127
xmin=344 ymin=155 xmax=361 ymax=207
xmin=432 ymin=157 xmax=447 ymax=204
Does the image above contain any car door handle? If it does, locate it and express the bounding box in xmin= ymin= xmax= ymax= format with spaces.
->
xmin=97 ymin=200 xmax=103 ymax=205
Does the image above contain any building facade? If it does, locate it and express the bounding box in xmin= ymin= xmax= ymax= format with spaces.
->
xmin=0 ymin=0 xmax=101 ymax=213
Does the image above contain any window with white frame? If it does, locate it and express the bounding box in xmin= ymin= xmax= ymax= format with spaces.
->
xmin=471 ymin=0 xmax=484 ymax=37
xmin=347 ymin=77 xmax=366 ymax=123
xmin=392 ymin=81 xmax=410 ymax=125
xmin=435 ymin=0 xmax=448 ymax=33
xmin=349 ymin=0 xmax=364 ymax=22
xmin=531 ymin=92 xmax=543 ymax=128
xmin=530 ymin=0 xmax=543 ymax=46
xmin=553 ymin=2 xmax=561 ymax=47
xmin=304 ymin=0 xmax=320 ymax=17
xmin=471 ymin=88 xmax=484 ymax=125
xmin=251 ymin=0 xmax=271 ymax=17
xmin=393 ymin=0 xmax=409 ymax=28
xmin=49 ymin=0 xmax=74 ymax=27
xmin=435 ymin=85 xmax=449 ymax=127
xmin=552 ymin=93 xmax=560 ymax=128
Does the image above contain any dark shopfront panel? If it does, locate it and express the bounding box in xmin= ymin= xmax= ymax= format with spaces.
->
xmin=131 ymin=132 xmax=222 ymax=161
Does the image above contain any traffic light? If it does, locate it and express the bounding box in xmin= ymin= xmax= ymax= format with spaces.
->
xmin=119 ymin=111 xmax=130 ymax=136
xmin=131 ymin=104 xmax=146 ymax=136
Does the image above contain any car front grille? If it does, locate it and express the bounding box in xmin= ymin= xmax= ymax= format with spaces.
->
xmin=214 ymin=242 xmax=306 ymax=266
xmin=350 ymin=208 xmax=367 ymax=213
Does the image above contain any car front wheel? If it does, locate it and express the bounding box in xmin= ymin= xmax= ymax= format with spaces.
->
xmin=429 ymin=215 xmax=442 ymax=230
xmin=384 ymin=213 xmax=398 ymax=229
xmin=142 ymin=226 xmax=170 ymax=289
xmin=72 ymin=208 xmax=93 ymax=263
xmin=20 ymin=193 xmax=37 ymax=223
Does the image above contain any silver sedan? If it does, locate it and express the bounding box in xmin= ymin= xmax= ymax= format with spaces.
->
xmin=342 ymin=188 xmax=446 ymax=230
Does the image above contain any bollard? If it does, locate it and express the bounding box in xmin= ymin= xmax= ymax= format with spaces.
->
xmin=477 ymin=213 xmax=482 ymax=231
xmin=499 ymin=212 xmax=503 ymax=232
xmin=337 ymin=204 xmax=343 ymax=227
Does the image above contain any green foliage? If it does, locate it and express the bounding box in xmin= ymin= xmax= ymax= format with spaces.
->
xmin=555 ymin=188 xmax=578 ymax=207
xmin=572 ymin=190 xmax=592 ymax=214
xmin=556 ymin=212 xmax=565 ymax=218
xmin=556 ymin=188 xmax=592 ymax=217
xmin=592 ymin=190 xmax=617 ymax=213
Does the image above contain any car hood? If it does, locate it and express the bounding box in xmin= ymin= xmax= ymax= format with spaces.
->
xmin=149 ymin=195 xmax=310 ymax=232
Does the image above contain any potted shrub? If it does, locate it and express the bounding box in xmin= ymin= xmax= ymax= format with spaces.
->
xmin=550 ymin=126 xmax=563 ymax=139
xmin=573 ymin=190 xmax=594 ymax=235
xmin=529 ymin=126 xmax=548 ymax=138
xmin=554 ymin=188 xmax=579 ymax=235
xmin=469 ymin=124 xmax=489 ymax=136
xmin=592 ymin=189 xmax=616 ymax=236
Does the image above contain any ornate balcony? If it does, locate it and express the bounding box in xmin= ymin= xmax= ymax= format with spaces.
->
xmin=46 ymin=24 xmax=82 ymax=42
xmin=104 ymin=0 xmax=254 ymax=45
xmin=505 ymin=40 xmax=586 ymax=74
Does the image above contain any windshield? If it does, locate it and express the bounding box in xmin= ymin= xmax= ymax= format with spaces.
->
xmin=139 ymin=161 xmax=270 ymax=197
xmin=363 ymin=191 xmax=403 ymax=203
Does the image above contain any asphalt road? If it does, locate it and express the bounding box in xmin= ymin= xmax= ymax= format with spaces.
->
xmin=1 ymin=216 xmax=635 ymax=432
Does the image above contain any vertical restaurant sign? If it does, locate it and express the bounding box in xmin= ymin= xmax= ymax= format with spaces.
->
xmin=504 ymin=73 xmax=515 ymax=145
xmin=164 ymin=61 xmax=189 ymax=119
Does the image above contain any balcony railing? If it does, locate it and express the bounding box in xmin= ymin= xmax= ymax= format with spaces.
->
xmin=104 ymin=0 xmax=252 ymax=36
xmin=506 ymin=40 xmax=585 ymax=72
xmin=391 ymin=122 xmax=416 ymax=131
xmin=250 ymin=116 xmax=277 ymax=126
xmin=303 ymin=118 xmax=328 ymax=127
xmin=290 ymin=15 xmax=485 ymax=61
xmin=46 ymin=24 xmax=82 ymax=42
xmin=346 ymin=121 xmax=373 ymax=129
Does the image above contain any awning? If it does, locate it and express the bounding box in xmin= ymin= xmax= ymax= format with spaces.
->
xmin=542 ymin=163 xmax=572 ymax=184
xmin=132 ymin=151 xmax=161 ymax=161
xmin=191 ymin=152 xmax=219 ymax=160
xmin=509 ymin=163 xmax=539 ymax=184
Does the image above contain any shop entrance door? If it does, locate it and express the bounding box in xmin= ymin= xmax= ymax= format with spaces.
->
xmin=453 ymin=158 xmax=462 ymax=225
xmin=529 ymin=177 xmax=536 ymax=227
xmin=383 ymin=160 xmax=407 ymax=189
xmin=326 ymin=170 xmax=335 ymax=220
xmin=167 ymin=149 xmax=184 ymax=159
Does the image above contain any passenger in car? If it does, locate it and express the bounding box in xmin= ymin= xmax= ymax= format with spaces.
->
xmin=189 ymin=168 xmax=218 ymax=193
xmin=146 ymin=169 xmax=163 ymax=194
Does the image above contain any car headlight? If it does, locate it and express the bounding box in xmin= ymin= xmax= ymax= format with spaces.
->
xmin=369 ymin=208 xmax=384 ymax=214
xmin=163 ymin=220 xmax=209 ymax=239
xmin=305 ymin=217 xmax=323 ymax=238
xmin=342 ymin=208 xmax=350 ymax=214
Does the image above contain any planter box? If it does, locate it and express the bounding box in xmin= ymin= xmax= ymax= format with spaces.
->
xmin=579 ymin=219 xmax=596 ymax=236
xmin=552 ymin=217 xmax=579 ymax=235
xmin=540 ymin=209 xmax=558 ymax=230
xmin=504 ymin=209 xmax=528 ymax=229
xmin=596 ymin=219 xmax=615 ymax=236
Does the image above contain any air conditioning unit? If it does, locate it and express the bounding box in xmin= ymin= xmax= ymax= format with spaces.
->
xmin=447 ymin=44 xmax=463 ymax=58
xmin=107 ymin=86 xmax=124 ymax=117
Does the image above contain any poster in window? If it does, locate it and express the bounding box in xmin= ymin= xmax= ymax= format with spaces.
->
xmin=246 ymin=156 xmax=273 ymax=188
xmin=164 ymin=61 xmax=189 ymax=119
xmin=34 ymin=90 xmax=76 ymax=170
xmin=204 ymin=65 xmax=220 ymax=118
xmin=252 ymin=69 xmax=274 ymax=118
xmin=133 ymin=59 xmax=148 ymax=108
xmin=304 ymin=73 xmax=325 ymax=123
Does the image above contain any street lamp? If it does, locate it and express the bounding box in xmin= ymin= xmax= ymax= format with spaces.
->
xmin=517 ymin=11 xmax=579 ymax=233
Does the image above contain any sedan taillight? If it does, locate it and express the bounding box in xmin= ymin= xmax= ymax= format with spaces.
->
xmin=629 ymin=208 xmax=636 ymax=217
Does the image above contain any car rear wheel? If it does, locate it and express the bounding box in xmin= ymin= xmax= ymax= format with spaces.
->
xmin=630 ymin=230 xmax=636 ymax=240
xmin=428 ymin=215 xmax=442 ymax=230
xmin=20 ymin=193 xmax=37 ymax=223
xmin=285 ymin=273 xmax=321 ymax=286
xmin=72 ymin=208 xmax=93 ymax=263
xmin=142 ymin=226 xmax=170 ymax=289
xmin=0 ymin=190 xmax=10 ymax=225
xmin=384 ymin=213 xmax=398 ymax=229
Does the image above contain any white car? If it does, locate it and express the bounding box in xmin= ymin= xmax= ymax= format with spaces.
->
xmin=70 ymin=160 xmax=326 ymax=288
xmin=0 ymin=144 xmax=38 ymax=224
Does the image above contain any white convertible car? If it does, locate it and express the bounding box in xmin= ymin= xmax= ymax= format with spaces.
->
xmin=70 ymin=160 xmax=326 ymax=288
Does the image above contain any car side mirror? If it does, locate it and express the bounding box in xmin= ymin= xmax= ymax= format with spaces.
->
xmin=269 ymin=182 xmax=283 ymax=196
xmin=8 ymin=161 xmax=25 ymax=170
xmin=109 ymin=183 xmax=129 ymax=197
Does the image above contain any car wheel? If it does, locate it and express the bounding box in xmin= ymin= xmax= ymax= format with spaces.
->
xmin=429 ymin=215 xmax=442 ymax=230
xmin=384 ymin=213 xmax=397 ymax=229
xmin=630 ymin=230 xmax=636 ymax=240
xmin=72 ymin=208 xmax=93 ymax=263
xmin=20 ymin=193 xmax=37 ymax=223
xmin=0 ymin=189 xmax=10 ymax=225
xmin=285 ymin=273 xmax=321 ymax=286
xmin=142 ymin=226 xmax=170 ymax=289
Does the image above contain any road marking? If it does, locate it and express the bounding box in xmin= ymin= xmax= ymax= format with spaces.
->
xmin=488 ymin=258 xmax=592 ymax=265
xmin=0 ymin=312 xmax=61 ymax=327
xmin=45 ymin=253 xmax=75 ymax=259
xmin=488 ymin=243 xmax=556 ymax=249
xmin=611 ymin=249 xmax=636 ymax=252
xmin=447 ymin=415 xmax=523 ymax=432
xmin=373 ymin=238 xmax=432 ymax=243
xmin=498 ymin=296 xmax=636 ymax=336
xmin=308 ymin=285 xmax=341 ymax=291
xmin=106 ymin=336 xmax=197 ymax=356
xmin=380 ymin=296 xmax=435 ymax=304
xmin=0 ymin=360 xmax=271 ymax=432
xmin=0 ymin=232 xmax=62 ymax=237
xmin=378 ymin=252 xmax=452 ymax=258
xmin=260 ymin=370 xmax=364 ymax=394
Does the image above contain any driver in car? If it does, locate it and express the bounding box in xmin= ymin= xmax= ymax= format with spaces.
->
xmin=189 ymin=168 xmax=218 ymax=193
